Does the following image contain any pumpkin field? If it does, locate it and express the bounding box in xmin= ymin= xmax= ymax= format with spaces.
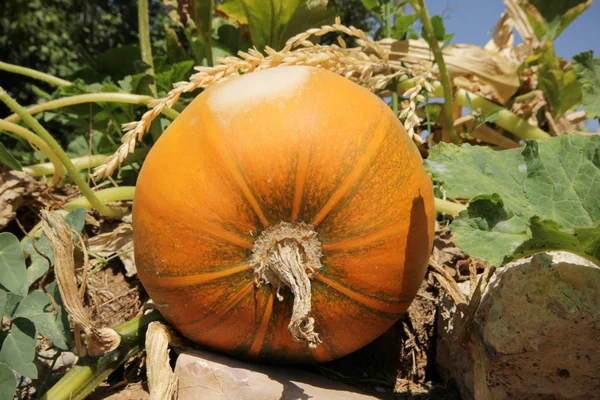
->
xmin=0 ymin=0 xmax=599 ymax=399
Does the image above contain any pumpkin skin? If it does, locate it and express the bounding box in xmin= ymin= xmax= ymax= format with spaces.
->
xmin=133 ymin=66 xmax=435 ymax=363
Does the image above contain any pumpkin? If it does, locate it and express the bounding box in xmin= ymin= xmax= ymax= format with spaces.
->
xmin=133 ymin=66 xmax=435 ymax=363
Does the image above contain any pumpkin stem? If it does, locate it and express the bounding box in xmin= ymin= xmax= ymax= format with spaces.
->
xmin=250 ymin=222 xmax=323 ymax=348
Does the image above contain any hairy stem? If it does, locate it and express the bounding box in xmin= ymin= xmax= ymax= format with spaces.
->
xmin=5 ymin=93 xmax=179 ymax=124
xmin=411 ymin=0 xmax=460 ymax=144
xmin=0 ymin=119 xmax=65 ymax=184
xmin=64 ymin=186 xmax=136 ymax=211
xmin=435 ymin=198 xmax=466 ymax=217
xmin=21 ymin=187 xmax=137 ymax=247
xmin=0 ymin=61 xmax=71 ymax=87
xmin=0 ymin=88 xmax=124 ymax=217
xmin=383 ymin=2 xmax=394 ymax=38
xmin=398 ymin=80 xmax=550 ymax=141
xmin=454 ymin=89 xmax=549 ymax=140
xmin=138 ymin=0 xmax=157 ymax=97
xmin=24 ymin=148 xmax=149 ymax=177
xmin=40 ymin=311 xmax=163 ymax=400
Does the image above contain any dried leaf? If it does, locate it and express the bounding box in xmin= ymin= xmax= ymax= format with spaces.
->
xmin=387 ymin=39 xmax=519 ymax=103
xmin=0 ymin=171 xmax=37 ymax=230
xmin=87 ymin=223 xmax=136 ymax=276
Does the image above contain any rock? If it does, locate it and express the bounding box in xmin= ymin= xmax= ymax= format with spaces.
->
xmin=175 ymin=349 xmax=380 ymax=400
xmin=437 ymin=252 xmax=600 ymax=400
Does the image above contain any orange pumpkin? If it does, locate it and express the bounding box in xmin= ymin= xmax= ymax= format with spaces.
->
xmin=133 ymin=66 xmax=435 ymax=363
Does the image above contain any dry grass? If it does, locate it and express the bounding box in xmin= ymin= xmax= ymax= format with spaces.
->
xmin=93 ymin=18 xmax=431 ymax=179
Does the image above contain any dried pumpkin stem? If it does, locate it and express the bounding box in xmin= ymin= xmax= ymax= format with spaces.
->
xmin=250 ymin=222 xmax=323 ymax=348
xmin=40 ymin=209 xmax=121 ymax=356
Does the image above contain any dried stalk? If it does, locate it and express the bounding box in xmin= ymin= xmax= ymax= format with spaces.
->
xmin=40 ymin=210 xmax=121 ymax=356
xmin=146 ymin=322 xmax=179 ymax=400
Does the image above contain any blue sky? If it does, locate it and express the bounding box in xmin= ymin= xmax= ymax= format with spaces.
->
xmin=419 ymin=0 xmax=599 ymax=60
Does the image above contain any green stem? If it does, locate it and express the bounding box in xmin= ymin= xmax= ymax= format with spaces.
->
xmin=391 ymin=81 xmax=399 ymax=115
xmin=205 ymin=0 xmax=214 ymax=66
xmin=397 ymin=80 xmax=550 ymax=141
xmin=0 ymin=119 xmax=65 ymax=184
xmin=64 ymin=186 xmax=136 ymax=211
xmin=0 ymin=61 xmax=71 ymax=87
xmin=435 ymin=198 xmax=466 ymax=217
xmin=21 ymin=187 xmax=137 ymax=246
xmin=24 ymin=148 xmax=149 ymax=177
xmin=5 ymin=93 xmax=179 ymax=124
xmin=0 ymin=88 xmax=124 ymax=217
xmin=454 ymin=89 xmax=550 ymax=140
xmin=138 ymin=0 xmax=157 ymax=97
xmin=383 ymin=2 xmax=394 ymax=38
xmin=410 ymin=0 xmax=460 ymax=144
xmin=40 ymin=311 xmax=163 ymax=400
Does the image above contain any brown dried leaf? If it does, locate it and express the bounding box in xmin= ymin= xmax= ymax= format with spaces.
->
xmin=505 ymin=0 xmax=539 ymax=50
xmin=387 ymin=39 xmax=519 ymax=103
xmin=0 ymin=170 xmax=37 ymax=229
xmin=87 ymin=223 xmax=136 ymax=276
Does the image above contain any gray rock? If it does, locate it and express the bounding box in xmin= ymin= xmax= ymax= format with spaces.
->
xmin=175 ymin=349 xmax=380 ymax=400
xmin=437 ymin=252 xmax=600 ymax=400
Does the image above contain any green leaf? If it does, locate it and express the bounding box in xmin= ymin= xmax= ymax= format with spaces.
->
xmin=526 ymin=0 xmax=591 ymax=41
xmin=280 ymin=0 xmax=336 ymax=49
xmin=430 ymin=15 xmax=445 ymax=41
xmin=425 ymin=135 xmax=600 ymax=266
xmin=392 ymin=14 xmax=416 ymax=39
xmin=217 ymin=0 xmax=335 ymax=50
xmin=511 ymin=217 xmax=600 ymax=263
xmin=358 ymin=0 xmax=378 ymax=11
xmin=536 ymin=43 xmax=581 ymax=117
xmin=13 ymin=286 xmax=71 ymax=350
xmin=65 ymin=207 xmax=87 ymax=234
xmin=0 ymin=319 xmax=37 ymax=379
xmin=193 ymin=0 xmax=213 ymax=39
xmin=24 ymin=234 xmax=52 ymax=288
xmin=0 ymin=143 xmax=22 ymax=171
xmin=0 ymin=362 xmax=16 ymax=400
xmin=165 ymin=27 xmax=190 ymax=64
xmin=0 ymin=233 xmax=28 ymax=296
xmin=572 ymin=51 xmax=600 ymax=119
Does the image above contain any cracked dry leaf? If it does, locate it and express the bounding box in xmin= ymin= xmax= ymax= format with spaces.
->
xmin=87 ymin=223 xmax=136 ymax=276
xmin=386 ymin=39 xmax=519 ymax=103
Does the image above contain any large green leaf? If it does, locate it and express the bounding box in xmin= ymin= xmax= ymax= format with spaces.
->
xmin=425 ymin=135 xmax=600 ymax=266
xmin=572 ymin=51 xmax=600 ymax=119
xmin=217 ymin=0 xmax=335 ymax=50
xmin=523 ymin=0 xmax=591 ymax=41
xmin=0 ymin=233 xmax=28 ymax=297
xmin=13 ymin=285 xmax=71 ymax=350
xmin=0 ymin=319 xmax=37 ymax=379
xmin=0 ymin=362 xmax=16 ymax=400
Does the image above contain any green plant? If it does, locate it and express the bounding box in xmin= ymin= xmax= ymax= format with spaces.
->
xmin=0 ymin=209 xmax=85 ymax=399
